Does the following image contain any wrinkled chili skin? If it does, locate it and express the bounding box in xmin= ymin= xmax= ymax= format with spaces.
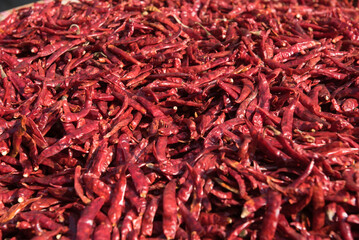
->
xmin=0 ymin=0 xmax=359 ymax=239
xmin=141 ymin=195 xmax=160 ymax=237
xmin=108 ymin=166 xmax=127 ymax=226
xmin=312 ymin=178 xmax=326 ymax=231
xmin=163 ymin=180 xmax=178 ymax=239
xmin=76 ymin=197 xmax=105 ymax=240
xmin=259 ymin=190 xmax=282 ymax=240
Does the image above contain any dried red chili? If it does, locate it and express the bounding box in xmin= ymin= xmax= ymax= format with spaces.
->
xmin=163 ymin=179 xmax=178 ymax=239
xmin=76 ymin=197 xmax=105 ymax=240
xmin=0 ymin=0 xmax=358 ymax=239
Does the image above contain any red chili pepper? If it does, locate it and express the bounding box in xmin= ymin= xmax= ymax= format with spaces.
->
xmin=210 ymin=188 xmax=233 ymax=200
xmin=343 ymin=169 xmax=359 ymax=192
xmin=311 ymin=68 xmax=348 ymax=80
xmin=241 ymin=196 xmax=267 ymax=218
xmin=326 ymin=191 xmax=356 ymax=206
xmin=88 ymin=139 xmax=112 ymax=177
xmin=228 ymin=168 xmax=250 ymax=200
xmin=277 ymin=214 xmax=306 ymax=240
xmin=199 ymin=212 xmax=232 ymax=226
xmin=108 ymin=165 xmax=127 ymax=225
xmin=83 ymin=173 xmax=112 ymax=202
xmin=126 ymin=138 xmax=149 ymax=164
xmin=93 ymin=211 xmax=112 ymax=240
xmin=281 ymin=97 xmax=297 ymax=140
xmin=120 ymin=209 xmax=136 ymax=240
xmin=282 ymin=187 xmax=313 ymax=217
xmin=111 ymin=225 xmax=120 ymax=240
xmin=45 ymin=39 xmax=85 ymax=68
xmin=288 ymin=160 xmax=315 ymax=189
xmin=294 ymin=101 xmax=329 ymax=128
xmin=259 ymin=190 xmax=282 ymax=240
xmin=0 ymin=197 xmax=40 ymax=224
xmin=10 ymin=117 xmax=26 ymax=158
xmin=0 ymin=155 xmax=19 ymax=166
xmin=38 ymin=120 xmax=99 ymax=164
xmin=347 ymin=214 xmax=359 ymax=225
xmin=153 ymin=136 xmax=168 ymax=163
xmin=61 ymin=88 xmax=93 ymax=123
xmin=247 ymin=120 xmax=294 ymax=166
xmin=204 ymin=118 xmax=245 ymax=148
xmin=20 ymin=211 xmax=67 ymax=231
xmin=31 ymin=228 xmax=63 ymax=240
xmin=64 ymin=53 xmax=93 ymax=77
xmin=190 ymin=193 xmax=203 ymax=221
xmin=128 ymin=163 xmax=150 ymax=198
xmin=228 ymin=219 xmax=257 ymax=240
xmin=76 ymin=197 xmax=105 ymax=240
xmin=108 ymin=45 xmax=143 ymax=66
xmin=178 ymin=178 xmax=194 ymax=203
xmin=141 ymin=195 xmax=160 ymax=236
xmin=236 ymin=89 xmax=258 ymax=119
xmin=30 ymin=198 xmax=60 ymax=211
xmin=74 ymin=166 xmax=91 ymax=204
xmin=134 ymin=95 xmax=165 ymax=118
xmin=129 ymin=112 xmax=142 ymax=131
xmin=125 ymin=186 xmax=147 ymax=215
xmin=1 ymin=0 xmax=359 ymax=239
xmin=273 ymin=40 xmax=320 ymax=62
xmin=310 ymin=178 xmax=325 ymax=231
xmin=163 ymin=179 xmax=178 ymax=239
xmin=336 ymin=205 xmax=354 ymax=240
xmin=178 ymin=200 xmax=205 ymax=236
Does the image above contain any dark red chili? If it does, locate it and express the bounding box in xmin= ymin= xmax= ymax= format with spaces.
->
xmin=0 ymin=0 xmax=358 ymax=239
xmin=76 ymin=197 xmax=105 ymax=240
xmin=163 ymin=179 xmax=178 ymax=239
xmin=108 ymin=166 xmax=127 ymax=225
xmin=259 ymin=190 xmax=282 ymax=240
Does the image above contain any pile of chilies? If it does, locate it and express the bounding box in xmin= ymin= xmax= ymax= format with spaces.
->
xmin=0 ymin=0 xmax=359 ymax=239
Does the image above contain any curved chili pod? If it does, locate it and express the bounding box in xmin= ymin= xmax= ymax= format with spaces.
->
xmin=74 ymin=166 xmax=91 ymax=204
xmin=178 ymin=200 xmax=204 ymax=236
xmin=76 ymin=197 xmax=105 ymax=240
xmin=61 ymin=88 xmax=94 ymax=123
xmin=259 ymin=190 xmax=282 ymax=240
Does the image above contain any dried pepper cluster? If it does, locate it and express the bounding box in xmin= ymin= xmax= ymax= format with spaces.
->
xmin=0 ymin=0 xmax=359 ymax=239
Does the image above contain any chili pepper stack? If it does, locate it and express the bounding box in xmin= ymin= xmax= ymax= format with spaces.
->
xmin=0 ymin=0 xmax=359 ymax=239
